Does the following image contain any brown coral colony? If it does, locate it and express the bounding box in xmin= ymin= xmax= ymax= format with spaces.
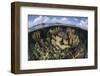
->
xmin=28 ymin=26 xmax=88 ymax=60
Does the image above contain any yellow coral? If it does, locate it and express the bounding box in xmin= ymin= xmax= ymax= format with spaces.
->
xmin=51 ymin=35 xmax=71 ymax=50
xmin=32 ymin=31 xmax=40 ymax=41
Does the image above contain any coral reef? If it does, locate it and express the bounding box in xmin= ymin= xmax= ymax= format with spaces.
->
xmin=28 ymin=26 xmax=88 ymax=60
